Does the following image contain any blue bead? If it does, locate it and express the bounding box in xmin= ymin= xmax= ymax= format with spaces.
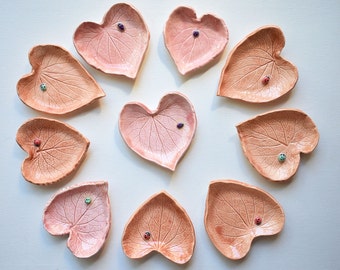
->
xmin=278 ymin=153 xmax=286 ymax=162
xmin=40 ymin=83 xmax=47 ymax=91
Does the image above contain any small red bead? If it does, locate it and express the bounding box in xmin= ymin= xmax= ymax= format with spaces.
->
xmin=33 ymin=139 xmax=41 ymax=147
xmin=255 ymin=217 xmax=262 ymax=225
xmin=144 ymin=231 xmax=151 ymax=240
xmin=262 ymin=75 xmax=270 ymax=85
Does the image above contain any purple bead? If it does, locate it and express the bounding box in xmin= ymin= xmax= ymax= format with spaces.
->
xmin=117 ymin=22 xmax=125 ymax=31
xmin=177 ymin=123 xmax=184 ymax=129
xmin=193 ymin=30 xmax=199 ymax=38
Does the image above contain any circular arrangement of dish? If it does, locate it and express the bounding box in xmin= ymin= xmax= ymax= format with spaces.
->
xmin=15 ymin=2 xmax=319 ymax=264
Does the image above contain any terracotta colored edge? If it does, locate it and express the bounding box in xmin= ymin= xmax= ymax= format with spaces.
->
xmin=17 ymin=44 xmax=105 ymax=115
xmin=235 ymin=108 xmax=320 ymax=181
xmin=16 ymin=117 xmax=90 ymax=185
xmin=217 ymin=25 xmax=298 ymax=102
xmin=43 ymin=181 xmax=111 ymax=257
xmin=73 ymin=3 xmax=150 ymax=79
xmin=204 ymin=179 xmax=285 ymax=259
xmin=164 ymin=6 xmax=229 ymax=76
xmin=121 ymin=190 xmax=196 ymax=263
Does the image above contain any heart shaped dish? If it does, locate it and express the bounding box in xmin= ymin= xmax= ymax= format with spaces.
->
xmin=17 ymin=45 xmax=105 ymax=114
xmin=122 ymin=191 xmax=195 ymax=264
xmin=43 ymin=181 xmax=111 ymax=258
xmin=205 ymin=180 xmax=285 ymax=260
xmin=16 ymin=117 xmax=89 ymax=185
xmin=164 ymin=6 xmax=229 ymax=75
xmin=74 ymin=3 xmax=150 ymax=79
xmin=217 ymin=25 xmax=298 ymax=102
xmin=119 ymin=92 xmax=197 ymax=171
xmin=236 ymin=109 xmax=319 ymax=181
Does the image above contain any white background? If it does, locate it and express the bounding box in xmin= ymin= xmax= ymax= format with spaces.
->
xmin=1 ymin=0 xmax=339 ymax=269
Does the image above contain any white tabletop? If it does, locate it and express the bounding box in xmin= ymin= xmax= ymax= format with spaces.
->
xmin=1 ymin=0 xmax=339 ymax=269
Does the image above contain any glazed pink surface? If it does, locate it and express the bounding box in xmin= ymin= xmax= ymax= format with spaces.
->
xmin=218 ymin=26 xmax=298 ymax=102
xmin=122 ymin=191 xmax=195 ymax=264
xmin=16 ymin=118 xmax=89 ymax=185
xmin=236 ymin=109 xmax=319 ymax=181
xmin=17 ymin=45 xmax=105 ymax=114
xmin=74 ymin=3 xmax=150 ymax=78
xmin=119 ymin=92 xmax=197 ymax=170
xmin=43 ymin=181 xmax=111 ymax=258
xmin=164 ymin=6 xmax=229 ymax=75
xmin=205 ymin=180 xmax=285 ymax=260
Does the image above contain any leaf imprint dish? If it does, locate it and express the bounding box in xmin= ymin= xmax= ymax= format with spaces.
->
xmin=119 ymin=92 xmax=197 ymax=171
xmin=237 ymin=109 xmax=319 ymax=181
xmin=164 ymin=6 xmax=229 ymax=75
xmin=217 ymin=25 xmax=298 ymax=103
xmin=122 ymin=191 xmax=195 ymax=264
xmin=16 ymin=117 xmax=90 ymax=185
xmin=73 ymin=3 xmax=150 ymax=79
xmin=17 ymin=45 xmax=105 ymax=114
xmin=43 ymin=181 xmax=111 ymax=258
xmin=205 ymin=180 xmax=285 ymax=260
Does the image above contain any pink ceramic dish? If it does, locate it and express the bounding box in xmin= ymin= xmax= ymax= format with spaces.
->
xmin=119 ymin=92 xmax=197 ymax=171
xmin=74 ymin=3 xmax=150 ymax=79
xmin=43 ymin=181 xmax=111 ymax=258
xmin=218 ymin=25 xmax=298 ymax=103
xmin=17 ymin=45 xmax=105 ymax=114
xmin=122 ymin=191 xmax=195 ymax=264
xmin=16 ymin=117 xmax=89 ymax=185
xmin=236 ymin=109 xmax=319 ymax=181
xmin=205 ymin=180 xmax=285 ymax=260
xmin=164 ymin=6 xmax=229 ymax=75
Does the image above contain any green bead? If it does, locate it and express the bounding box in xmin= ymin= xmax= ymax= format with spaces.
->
xmin=278 ymin=153 xmax=286 ymax=163
xmin=85 ymin=197 xmax=91 ymax=205
xmin=40 ymin=83 xmax=47 ymax=91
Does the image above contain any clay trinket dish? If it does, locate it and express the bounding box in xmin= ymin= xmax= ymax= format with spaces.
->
xmin=43 ymin=181 xmax=111 ymax=258
xmin=204 ymin=180 xmax=285 ymax=260
xmin=119 ymin=92 xmax=197 ymax=171
xmin=74 ymin=3 xmax=150 ymax=79
xmin=164 ymin=6 xmax=229 ymax=75
xmin=217 ymin=25 xmax=298 ymax=103
xmin=122 ymin=191 xmax=195 ymax=264
xmin=236 ymin=109 xmax=319 ymax=181
xmin=16 ymin=117 xmax=90 ymax=185
xmin=17 ymin=45 xmax=105 ymax=114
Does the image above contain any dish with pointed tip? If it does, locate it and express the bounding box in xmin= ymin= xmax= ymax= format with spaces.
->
xmin=17 ymin=45 xmax=105 ymax=114
xmin=73 ymin=3 xmax=150 ymax=79
xmin=236 ymin=109 xmax=319 ymax=181
xmin=119 ymin=92 xmax=197 ymax=171
xmin=205 ymin=180 xmax=285 ymax=260
xmin=217 ymin=25 xmax=298 ymax=102
xmin=43 ymin=181 xmax=111 ymax=258
xmin=164 ymin=6 xmax=229 ymax=75
xmin=122 ymin=191 xmax=195 ymax=264
xmin=16 ymin=117 xmax=90 ymax=185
